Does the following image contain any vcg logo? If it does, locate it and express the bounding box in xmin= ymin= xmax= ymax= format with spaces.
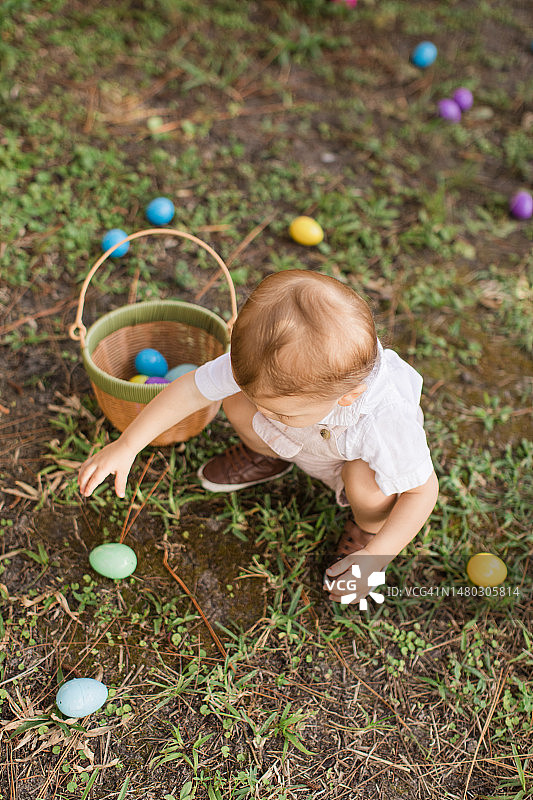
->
xmin=324 ymin=564 xmax=387 ymax=609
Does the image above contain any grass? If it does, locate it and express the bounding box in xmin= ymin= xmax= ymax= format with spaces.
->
xmin=1 ymin=0 xmax=532 ymax=798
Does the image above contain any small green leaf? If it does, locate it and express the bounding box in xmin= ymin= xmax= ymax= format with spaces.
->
xmin=180 ymin=781 xmax=195 ymax=800
xmin=117 ymin=776 xmax=130 ymax=800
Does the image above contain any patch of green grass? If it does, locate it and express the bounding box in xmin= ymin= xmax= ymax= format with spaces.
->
xmin=1 ymin=0 xmax=532 ymax=797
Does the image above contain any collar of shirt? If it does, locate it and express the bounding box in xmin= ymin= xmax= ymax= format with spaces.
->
xmin=316 ymin=339 xmax=384 ymax=427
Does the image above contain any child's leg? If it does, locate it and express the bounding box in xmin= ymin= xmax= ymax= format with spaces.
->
xmin=341 ymin=459 xmax=396 ymax=534
xmin=222 ymin=393 xmax=280 ymax=457
xmin=197 ymin=393 xmax=292 ymax=492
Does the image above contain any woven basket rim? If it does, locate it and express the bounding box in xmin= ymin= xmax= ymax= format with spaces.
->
xmin=82 ymin=299 xmax=230 ymax=402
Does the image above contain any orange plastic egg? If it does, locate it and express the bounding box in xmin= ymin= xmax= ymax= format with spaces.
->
xmin=467 ymin=553 xmax=507 ymax=587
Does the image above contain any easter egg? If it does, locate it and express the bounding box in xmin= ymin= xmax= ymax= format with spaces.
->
xmin=129 ymin=374 xmax=149 ymax=384
xmin=146 ymin=197 xmax=175 ymax=226
xmin=453 ymin=87 xmax=473 ymax=112
xmin=134 ymin=348 xmax=168 ymax=377
xmin=289 ymin=216 xmax=324 ymax=246
xmin=411 ymin=41 xmax=437 ymax=68
xmin=145 ymin=376 xmax=170 ymax=385
xmin=166 ymin=363 xmax=198 ymax=381
xmin=509 ymin=191 xmax=533 ymax=220
xmin=56 ymin=678 xmax=108 ymax=718
xmin=147 ymin=116 xmax=164 ymax=132
xmin=467 ymin=553 xmax=507 ymax=587
xmin=438 ymin=98 xmax=462 ymax=122
xmin=101 ymin=229 xmax=130 ymax=258
xmin=89 ymin=543 xmax=137 ymax=579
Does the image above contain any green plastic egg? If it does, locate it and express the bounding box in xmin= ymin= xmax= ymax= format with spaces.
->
xmin=89 ymin=543 xmax=137 ymax=579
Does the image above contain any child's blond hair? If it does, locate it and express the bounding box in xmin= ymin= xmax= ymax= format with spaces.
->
xmin=230 ymin=270 xmax=378 ymax=400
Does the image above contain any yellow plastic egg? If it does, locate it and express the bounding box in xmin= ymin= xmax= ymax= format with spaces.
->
xmin=130 ymin=374 xmax=149 ymax=384
xmin=466 ymin=553 xmax=507 ymax=587
xmin=289 ymin=216 xmax=324 ymax=246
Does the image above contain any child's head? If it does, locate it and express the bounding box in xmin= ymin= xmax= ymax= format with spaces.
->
xmin=230 ymin=270 xmax=377 ymax=419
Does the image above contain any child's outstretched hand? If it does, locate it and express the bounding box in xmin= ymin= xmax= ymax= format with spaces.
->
xmin=78 ymin=440 xmax=136 ymax=498
xmin=323 ymin=550 xmax=388 ymax=605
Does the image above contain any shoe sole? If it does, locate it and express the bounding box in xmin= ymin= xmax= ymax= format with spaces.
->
xmin=197 ymin=462 xmax=293 ymax=493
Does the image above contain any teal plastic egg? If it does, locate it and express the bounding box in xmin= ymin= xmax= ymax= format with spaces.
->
xmin=101 ymin=229 xmax=129 ymax=257
xmin=411 ymin=41 xmax=437 ymax=68
xmin=146 ymin=197 xmax=175 ymax=225
xmin=89 ymin=543 xmax=137 ymax=579
xmin=56 ymin=678 xmax=108 ymax=718
xmin=166 ymin=363 xmax=198 ymax=381
xmin=134 ymin=348 xmax=168 ymax=377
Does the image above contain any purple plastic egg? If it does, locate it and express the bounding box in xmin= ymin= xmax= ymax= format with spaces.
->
xmin=438 ymin=98 xmax=462 ymax=122
xmin=509 ymin=191 xmax=533 ymax=220
xmin=453 ymin=87 xmax=473 ymax=111
xmin=145 ymin=376 xmax=170 ymax=385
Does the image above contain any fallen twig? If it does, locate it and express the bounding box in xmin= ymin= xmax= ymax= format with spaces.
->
xmin=194 ymin=212 xmax=277 ymax=303
xmin=162 ymin=531 xmax=235 ymax=674
xmin=462 ymin=666 xmax=509 ymax=799
xmin=119 ymin=454 xmax=155 ymax=543
xmin=120 ymin=459 xmax=168 ymax=544
xmin=280 ymin=554 xmax=410 ymax=730
xmin=0 ymin=297 xmax=79 ymax=337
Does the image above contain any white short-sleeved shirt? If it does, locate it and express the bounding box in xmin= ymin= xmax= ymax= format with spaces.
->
xmin=194 ymin=341 xmax=434 ymax=496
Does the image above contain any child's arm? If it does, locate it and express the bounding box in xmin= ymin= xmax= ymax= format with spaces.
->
xmin=362 ymin=469 xmax=439 ymax=560
xmin=78 ymin=370 xmax=211 ymax=498
xmin=325 ymin=470 xmax=439 ymax=602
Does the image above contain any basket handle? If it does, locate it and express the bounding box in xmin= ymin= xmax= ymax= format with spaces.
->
xmin=69 ymin=227 xmax=238 ymax=348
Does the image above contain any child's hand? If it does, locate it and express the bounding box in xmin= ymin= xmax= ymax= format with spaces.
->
xmin=78 ymin=440 xmax=136 ymax=498
xmin=323 ymin=549 xmax=387 ymax=605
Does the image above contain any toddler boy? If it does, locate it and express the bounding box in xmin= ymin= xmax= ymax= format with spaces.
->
xmin=79 ymin=270 xmax=438 ymax=604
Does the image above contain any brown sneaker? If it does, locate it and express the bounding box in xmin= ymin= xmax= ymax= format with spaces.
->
xmin=197 ymin=442 xmax=293 ymax=492
xmin=336 ymin=518 xmax=376 ymax=557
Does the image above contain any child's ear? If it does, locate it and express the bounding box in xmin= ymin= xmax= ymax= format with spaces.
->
xmin=337 ymin=383 xmax=367 ymax=407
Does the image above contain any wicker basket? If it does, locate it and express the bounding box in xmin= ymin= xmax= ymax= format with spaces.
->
xmin=69 ymin=228 xmax=238 ymax=446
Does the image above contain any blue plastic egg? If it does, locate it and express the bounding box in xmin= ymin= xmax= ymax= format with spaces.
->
xmin=146 ymin=197 xmax=175 ymax=226
xmin=134 ymin=348 xmax=168 ymax=377
xmin=166 ymin=363 xmax=198 ymax=381
xmin=101 ymin=229 xmax=130 ymax=257
xmin=56 ymin=678 xmax=108 ymax=718
xmin=411 ymin=41 xmax=437 ymax=68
